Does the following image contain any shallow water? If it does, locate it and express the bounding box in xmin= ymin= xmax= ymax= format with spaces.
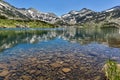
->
xmin=0 ymin=27 xmax=120 ymax=80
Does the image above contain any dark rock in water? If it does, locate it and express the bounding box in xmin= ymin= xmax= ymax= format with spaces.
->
xmin=0 ymin=77 xmax=4 ymax=80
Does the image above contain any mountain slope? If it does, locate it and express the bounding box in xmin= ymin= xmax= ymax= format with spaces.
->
xmin=60 ymin=6 xmax=120 ymax=25
xmin=18 ymin=8 xmax=60 ymax=23
xmin=61 ymin=8 xmax=96 ymax=24
xmin=0 ymin=0 xmax=60 ymax=23
xmin=0 ymin=0 xmax=28 ymax=19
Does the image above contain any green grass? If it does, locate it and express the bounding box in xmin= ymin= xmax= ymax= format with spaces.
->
xmin=0 ymin=19 xmax=56 ymax=28
xmin=104 ymin=60 xmax=120 ymax=80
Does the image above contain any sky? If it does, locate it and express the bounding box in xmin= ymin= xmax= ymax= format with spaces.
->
xmin=4 ymin=0 xmax=120 ymax=16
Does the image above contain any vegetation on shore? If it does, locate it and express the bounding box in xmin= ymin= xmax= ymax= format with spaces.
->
xmin=0 ymin=18 xmax=56 ymax=28
xmin=104 ymin=60 xmax=120 ymax=80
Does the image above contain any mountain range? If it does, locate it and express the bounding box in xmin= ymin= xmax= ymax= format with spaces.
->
xmin=0 ymin=0 xmax=120 ymax=26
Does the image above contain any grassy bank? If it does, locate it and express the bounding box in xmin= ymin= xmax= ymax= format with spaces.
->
xmin=0 ymin=19 xmax=56 ymax=28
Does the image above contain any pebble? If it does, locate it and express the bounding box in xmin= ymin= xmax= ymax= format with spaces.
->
xmin=62 ymin=68 xmax=71 ymax=73
xmin=0 ymin=70 xmax=9 ymax=77
xmin=20 ymin=75 xmax=32 ymax=80
xmin=50 ymin=62 xmax=61 ymax=68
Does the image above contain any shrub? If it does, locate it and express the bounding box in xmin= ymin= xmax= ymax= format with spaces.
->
xmin=104 ymin=60 xmax=120 ymax=80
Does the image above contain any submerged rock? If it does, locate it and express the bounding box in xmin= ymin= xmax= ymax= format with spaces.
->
xmin=0 ymin=70 xmax=9 ymax=77
xmin=0 ymin=64 xmax=8 ymax=70
xmin=50 ymin=62 xmax=61 ymax=68
xmin=62 ymin=68 xmax=71 ymax=73
xmin=20 ymin=75 xmax=32 ymax=80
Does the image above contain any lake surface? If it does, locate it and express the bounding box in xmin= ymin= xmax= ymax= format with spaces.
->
xmin=0 ymin=27 xmax=120 ymax=80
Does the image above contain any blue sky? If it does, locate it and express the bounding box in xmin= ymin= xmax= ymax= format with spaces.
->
xmin=4 ymin=0 xmax=120 ymax=16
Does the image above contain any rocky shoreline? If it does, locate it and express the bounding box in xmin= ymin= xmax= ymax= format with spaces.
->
xmin=0 ymin=25 xmax=30 ymax=28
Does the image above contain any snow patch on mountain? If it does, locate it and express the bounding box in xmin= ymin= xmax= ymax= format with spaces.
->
xmin=106 ymin=9 xmax=114 ymax=12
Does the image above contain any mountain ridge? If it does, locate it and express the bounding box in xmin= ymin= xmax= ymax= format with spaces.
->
xmin=0 ymin=0 xmax=120 ymax=26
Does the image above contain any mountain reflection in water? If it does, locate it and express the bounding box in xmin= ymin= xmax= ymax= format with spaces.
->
xmin=0 ymin=28 xmax=120 ymax=80
xmin=0 ymin=28 xmax=120 ymax=52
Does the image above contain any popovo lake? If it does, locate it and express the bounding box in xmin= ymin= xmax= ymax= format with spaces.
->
xmin=0 ymin=27 xmax=120 ymax=80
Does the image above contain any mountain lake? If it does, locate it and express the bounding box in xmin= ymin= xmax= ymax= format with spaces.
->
xmin=0 ymin=27 xmax=120 ymax=80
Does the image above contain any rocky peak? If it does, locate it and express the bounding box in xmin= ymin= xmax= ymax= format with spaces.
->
xmin=105 ymin=6 xmax=120 ymax=12
xmin=80 ymin=8 xmax=92 ymax=12
xmin=112 ymin=6 xmax=120 ymax=10
xmin=68 ymin=10 xmax=79 ymax=14
xmin=27 ymin=8 xmax=38 ymax=13
xmin=47 ymin=12 xmax=58 ymax=17
xmin=18 ymin=8 xmax=26 ymax=10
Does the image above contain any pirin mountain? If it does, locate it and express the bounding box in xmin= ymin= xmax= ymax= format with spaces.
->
xmin=0 ymin=0 xmax=120 ymax=26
